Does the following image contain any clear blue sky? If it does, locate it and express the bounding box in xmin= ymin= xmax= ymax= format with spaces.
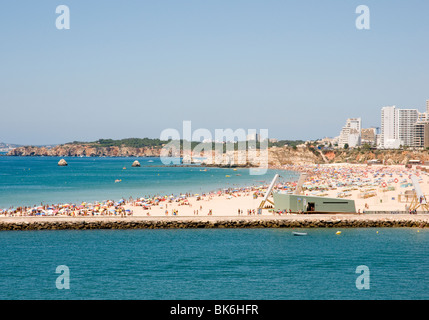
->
xmin=1 ymin=0 xmax=428 ymax=145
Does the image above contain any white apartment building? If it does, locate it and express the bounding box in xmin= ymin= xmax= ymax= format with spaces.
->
xmin=380 ymin=106 xmax=400 ymax=148
xmin=398 ymin=109 xmax=419 ymax=147
xmin=339 ymin=118 xmax=361 ymax=148
xmin=412 ymin=100 xmax=429 ymax=148
xmin=381 ymin=105 xmax=420 ymax=148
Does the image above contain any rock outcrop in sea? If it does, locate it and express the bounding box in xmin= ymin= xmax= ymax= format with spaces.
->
xmin=57 ymin=159 xmax=68 ymax=166
xmin=131 ymin=160 xmax=141 ymax=167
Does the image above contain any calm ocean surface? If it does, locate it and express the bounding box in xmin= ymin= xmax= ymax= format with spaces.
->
xmin=0 ymin=156 xmax=295 ymax=208
xmin=1 ymin=156 xmax=428 ymax=300
xmin=0 ymin=228 xmax=427 ymax=300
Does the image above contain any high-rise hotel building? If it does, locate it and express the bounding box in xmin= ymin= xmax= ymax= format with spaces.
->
xmin=380 ymin=106 xmax=399 ymax=148
xmin=380 ymin=106 xmax=419 ymax=148
xmin=398 ymin=109 xmax=419 ymax=147
xmin=381 ymin=101 xmax=429 ymax=149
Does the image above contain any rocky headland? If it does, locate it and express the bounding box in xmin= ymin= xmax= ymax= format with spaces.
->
xmin=6 ymin=143 xmax=429 ymax=167
xmin=7 ymin=144 xmax=162 ymax=157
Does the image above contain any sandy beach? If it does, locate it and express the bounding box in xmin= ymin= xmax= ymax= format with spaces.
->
xmin=123 ymin=163 xmax=429 ymax=217
xmin=2 ymin=163 xmax=429 ymax=223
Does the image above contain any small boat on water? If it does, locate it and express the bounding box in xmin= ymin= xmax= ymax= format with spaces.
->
xmin=292 ymin=232 xmax=308 ymax=236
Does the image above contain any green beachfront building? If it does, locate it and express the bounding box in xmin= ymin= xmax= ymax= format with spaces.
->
xmin=273 ymin=192 xmax=356 ymax=213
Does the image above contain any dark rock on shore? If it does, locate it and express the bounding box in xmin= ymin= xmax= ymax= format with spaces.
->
xmin=0 ymin=218 xmax=428 ymax=231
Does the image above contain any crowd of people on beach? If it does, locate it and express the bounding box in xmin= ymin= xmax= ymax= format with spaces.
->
xmin=0 ymin=200 xmax=133 ymax=217
xmin=129 ymin=186 xmax=270 ymax=216
xmin=2 ymin=163 xmax=429 ymax=217
xmin=0 ymin=185 xmax=270 ymax=217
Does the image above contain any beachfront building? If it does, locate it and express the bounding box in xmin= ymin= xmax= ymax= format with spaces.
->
xmin=375 ymin=134 xmax=382 ymax=148
xmin=409 ymin=100 xmax=429 ymax=148
xmin=380 ymin=104 xmax=429 ymax=149
xmin=380 ymin=106 xmax=400 ymax=148
xmin=412 ymin=122 xmax=429 ymax=149
xmin=398 ymin=108 xmax=419 ymax=147
xmin=273 ymin=193 xmax=356 ymax=213
xmin=316 ymin=137 xmax=337 ymax=148
xmin=361 ymin=128 xmax=377 ymax=146
xmin=338 ymin=118 xmax=361 ymax=148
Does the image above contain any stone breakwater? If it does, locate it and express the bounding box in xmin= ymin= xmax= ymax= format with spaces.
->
xmin=0 ymin=215 xmax=428 ymax=231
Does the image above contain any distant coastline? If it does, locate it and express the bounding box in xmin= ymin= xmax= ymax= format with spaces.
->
xmin=7 ymin=142 xmax=429 ymax=167
xmin=7 ymin=144 xmax=162 ymax=157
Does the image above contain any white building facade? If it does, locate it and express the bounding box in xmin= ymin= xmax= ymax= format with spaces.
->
xmin=380 ymin=106 xmax=420 ymax=148
xmin=339 ymin=118 xmax=361 ymax=148
xmin=398 ymin=109 xmax=419 ymax=147
xmin=380 ymin=106 xmax=399 ymax=148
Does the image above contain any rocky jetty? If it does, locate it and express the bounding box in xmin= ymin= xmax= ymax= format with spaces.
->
xmin=0 ymin=216 xmax=427 ymax=231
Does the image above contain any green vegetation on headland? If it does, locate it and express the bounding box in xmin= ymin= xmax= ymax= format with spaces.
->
xmin=69 ymin=138 xmax=168 ymax=148
xmin=66 ymin=138 xmax=305 ymax=151
xmin=268 ymin=140 xmax=306 ymax=148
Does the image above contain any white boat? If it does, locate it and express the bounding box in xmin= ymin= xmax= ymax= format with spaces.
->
xmin=292 ymin=232 xmax=308 ymax=236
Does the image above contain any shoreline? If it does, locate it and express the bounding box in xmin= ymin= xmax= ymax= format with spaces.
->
xmin=1 ymin=214 xmax=428 ymax=231
xmin=3 ymin=163 xmax=429 ymax=224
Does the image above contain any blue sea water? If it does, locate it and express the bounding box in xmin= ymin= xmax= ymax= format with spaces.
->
xmin=0 ymin=228 xmax=427 ymax=300
xmin=0 ymin=156 xmax=296 ymax=208
xmin=1 ymin=157 xmax=427 ymax=300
